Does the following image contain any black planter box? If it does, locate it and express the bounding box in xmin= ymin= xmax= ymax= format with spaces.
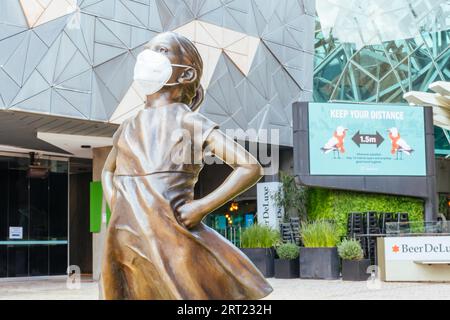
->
xmin=342 ymin=259 xmax=371 ymax=281
xmin=241 ymin=248 xmax=275 ymax=278
xmin=275 ymin=259 xmax=299 ymax=279
xmin=299 ymin=247 xmax=340 ymax=280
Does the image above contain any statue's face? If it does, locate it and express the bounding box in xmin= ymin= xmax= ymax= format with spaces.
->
xmin=145 ymin=33 xmax=193 ymax=86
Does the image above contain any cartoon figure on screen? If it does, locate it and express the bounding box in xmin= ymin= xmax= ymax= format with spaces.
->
xmin=100 ymin=32 xmax=273 ymax=300
xmin=321 ymin=126 xmax=348 ymax=159
xmin=388 ymin=128 xmax=414 ymax=160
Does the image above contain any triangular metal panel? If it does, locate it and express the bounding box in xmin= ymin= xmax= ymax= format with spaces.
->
xmin=0 ymin=0 xmax=29 ymax=41
xmin=0 ymin=69 xmax=21 ymax=108
xmin=56 ymin=69 xmax=92 ymax=92
xmin=11 ymin=69 xmax=50 ymax=107
xmin=94 ymin=52 xmax=135 ymax=102
xmin=2 ymin=31 xmax=30 ymax=86
xmin=65 ymin=12 xmax=96 ymax=65
xmin=91 ymin=73 xmax=119 ymax=120
xmin=115 ymin=0 xmax=149 ymax=27
xmin=23 ymin=32 xmax=49 ymax=85
xmin=0 ymin=31 xmax=28 ymax=66
xmin=51 ymin=88 xmax=88 ymax=118
xmin=54 ymin=88 xmax=91 ymax=118
xmin=11 ymin=88 xmax=52 ymax=114
xmin=33 ymin=14 xmax=70 ymax=47
xmin=155 ymin=0 xmax=195 ymax=31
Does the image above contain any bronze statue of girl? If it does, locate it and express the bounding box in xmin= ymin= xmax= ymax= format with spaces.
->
xmin=101 ymin=32 xmax=273 ymax=300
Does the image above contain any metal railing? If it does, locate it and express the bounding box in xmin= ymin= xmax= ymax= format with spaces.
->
xmin=385 ymin=221 xmax=450 ymax=236
xmin=217 ymin=226 xmax=242 ymax=247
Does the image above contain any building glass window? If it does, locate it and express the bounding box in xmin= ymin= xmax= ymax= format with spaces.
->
xmin=0 ymin=155 xmax=68 ymax=278
xmin=204 ymin=201 xmax=257 ymax=247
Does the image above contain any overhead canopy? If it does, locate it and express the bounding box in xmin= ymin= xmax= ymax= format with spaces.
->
xmin=0 ymin=109 xmax=117 ymax=156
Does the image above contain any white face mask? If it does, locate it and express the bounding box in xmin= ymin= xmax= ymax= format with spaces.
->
xmin=133 ymin=49 xmax=195 ymax=96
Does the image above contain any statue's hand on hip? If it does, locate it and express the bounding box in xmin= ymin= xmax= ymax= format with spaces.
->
xmin=177 ymin=201 xmax=205 ymax=230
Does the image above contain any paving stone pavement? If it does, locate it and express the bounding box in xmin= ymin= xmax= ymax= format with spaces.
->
xmin=0 ymin=278 xmax=449 ymax=300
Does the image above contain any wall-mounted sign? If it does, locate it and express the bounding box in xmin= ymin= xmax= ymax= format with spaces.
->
xmin=90 ymin=181 xmax=111 ymax=233
xmin=245 ymin=214 xmax=255 ymax=228
xmin=216 ymin=216 xmax=227 ymax=230
xmin=384 ymin=236 xmax=450 ymax=261
xmin=309 ymin=103 xmax=426 ymax=176
xmin=9 ymin=227 xmax=23 ymax=240
xmin=257 ymin=182 xmax=284 ymax=230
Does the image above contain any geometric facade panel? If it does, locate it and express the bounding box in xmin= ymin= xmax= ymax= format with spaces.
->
xmin=0 ymin=1 xmax=28 ymax=41
xmin=261 ymin=0 xmax=315 ymax=91
xmin=174 ymin=20 xmax=260 ymax=84
xmin=0 ymin=0 xmax=315 ymax=147
xmin=19 ymin=0 xmax=77 ymax=28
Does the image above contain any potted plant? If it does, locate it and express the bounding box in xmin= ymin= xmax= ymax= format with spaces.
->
xmin=338 ymin=239 xmax=371 ymax=281
xmin=240 ymin=224 xmax=280 ymax=278
xmin=299 ymin=220 xmax=340 ymax=280
xmin=274 ymin=243 xmax=300 ymax=279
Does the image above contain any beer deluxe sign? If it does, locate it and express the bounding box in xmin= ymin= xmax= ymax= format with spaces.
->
xmin=385 ymin=237 xmax=450 ymax=261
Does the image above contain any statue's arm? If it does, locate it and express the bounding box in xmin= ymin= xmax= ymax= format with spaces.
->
xmin=102 ymin=146 xmax=118 ymax=209
xmin=178 ymin=129 xmax=263 ymax=229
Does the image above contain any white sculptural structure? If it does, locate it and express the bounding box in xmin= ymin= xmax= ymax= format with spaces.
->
xmin=404 ymin=81 xmax=450 ymax=132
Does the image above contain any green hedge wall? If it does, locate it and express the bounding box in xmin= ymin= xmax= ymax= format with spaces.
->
xmin=307 ymin=188 xmax=425 ymax=237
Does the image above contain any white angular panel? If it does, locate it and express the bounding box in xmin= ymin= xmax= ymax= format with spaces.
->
xmin=174 ymin=20 xmax=261 ymax=78
xmin=195 ymin=43 xmax=222 ymax=88
xmin=109 ymin=83 xmax=145 ymax=124
xmin=404 ymin=83 xmax=450 ymax=130
xmin=35 ymin=0 xmax=77 ymax=26
xmin=20 ymin=0 xmax=78 ymax=27
xmin=224 ymin=36 xmax=260 ymax=74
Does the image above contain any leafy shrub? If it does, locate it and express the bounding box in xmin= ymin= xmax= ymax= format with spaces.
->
xmin=300 ymin=220 xmax=340 ymax=248
xmin=241 ymin=224 xmax=280 ymax=249
xmin=338 ymin=239 xmax=364 ymax=261
xmin=307 ymin=188 xmax=424 ymax=237
xmin=276 ymin=243 xmax=300 ymax=260
xmin=272 ymin=171 xmax=308 ymax=221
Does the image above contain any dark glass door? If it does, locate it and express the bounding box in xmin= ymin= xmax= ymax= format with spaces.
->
xmin=7 ymin=161 xmax=29 ymax=278
xmin=0 ymin=155 xmax=68 ymax=278
xmin=0 ymin=159 xmax=8 ymax=277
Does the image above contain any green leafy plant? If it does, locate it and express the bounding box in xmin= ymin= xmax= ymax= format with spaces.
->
xmin=241 ymin=224 xmax=280 ymax=249
xmin=276 ymin=243 xmax=300 ymax=260
xmin=272 ymin=171 xmax=308 ymax=222
xmin=300 ymin=220 xmax=340 ymax=248
xmin=338 ymin=239 xmax=364 ymax=261
xmin=439 ymin=194 xmax=448 ymax=215
xmin=307 ymin=188 xmax=424 ymax=237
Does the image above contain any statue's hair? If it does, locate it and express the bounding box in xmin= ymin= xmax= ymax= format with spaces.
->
xmin=169 ymin=32 xmax=203 ymax=81
xmin=169 ymin=32 xmax=204 ymax=111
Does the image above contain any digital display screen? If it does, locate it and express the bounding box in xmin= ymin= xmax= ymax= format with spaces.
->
xmin=308 ymin=103 xmax=427 ymax=176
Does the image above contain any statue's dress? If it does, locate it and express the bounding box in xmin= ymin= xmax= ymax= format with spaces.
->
xmin=101 ymin=103 xmax=273 ymax=300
